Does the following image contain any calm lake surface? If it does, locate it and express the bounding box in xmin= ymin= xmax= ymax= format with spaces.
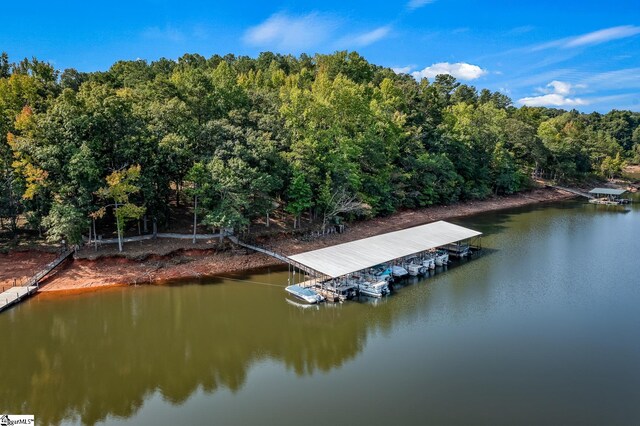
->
xmin=1 ymin=197 xmax=639 ymax=425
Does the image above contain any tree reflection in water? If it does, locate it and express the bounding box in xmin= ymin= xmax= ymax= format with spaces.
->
xmin=0 ymin=271 xmax=418 ymax=425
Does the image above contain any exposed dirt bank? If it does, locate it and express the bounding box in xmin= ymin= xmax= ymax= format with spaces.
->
xmin=0 ymin=250 xmax=57 ymax=290
xmin=4 ymin=187 xmax=574 ymax=294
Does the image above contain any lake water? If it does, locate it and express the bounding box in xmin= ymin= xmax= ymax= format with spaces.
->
xmin=1 ymin=197 xmax=639 ymax=425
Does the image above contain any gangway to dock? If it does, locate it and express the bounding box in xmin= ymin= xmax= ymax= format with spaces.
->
xmin=0 ymin=248 xmax=74 ymax=313
xmin=546 ymin=184 xmax=594 ymax=199
xmin=226 ymin=235 xmax=319 ymax=276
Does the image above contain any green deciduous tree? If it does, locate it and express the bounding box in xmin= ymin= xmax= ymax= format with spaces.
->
xmin=185 ymin=162 xmax=210 ymax=243
xmin=0 ymin=50 xmax=638 ymax=246
xmin=95 ymin=165 xmax=146 ymax=252
xmin=600 ymin=153 xmax=625 ymax=180
xmin=42 ymin=199 xmax=87 ymax=245
xmin=286 ymin=171 xmax=312 ymax=229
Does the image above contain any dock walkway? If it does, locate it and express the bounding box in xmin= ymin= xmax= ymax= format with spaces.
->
xmin=0 ymin=249 xmax=74 ymax=313
xmin=547 ymin=185 xmax=594 ymax=199
xmin=227 ymin=236 xmax=318 ymax=276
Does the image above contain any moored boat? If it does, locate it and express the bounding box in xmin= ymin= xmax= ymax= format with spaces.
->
xmin=405 ymin=257 xmax=426 ymax=276
xmin=285 ymin=285 xmax=325 ymax=304
xmin=325 ymin=282 xmax=357 ymax=301
xmin=391 ymin=265 xmax=409 ymax=278
xmin=434 ymin=251 xmax=449 ymax=266
xmin=370 ymin=266 xmax=393 ymax=282
xmin=372 ymin=280 xmax=390 ymax=296
xmin=357 ymin=280 xmax=390 ymax=298
xmin=407 ymin=264 xmax=422 ymax=276
xmin=422 ymin=256 xmax=435 ymax=270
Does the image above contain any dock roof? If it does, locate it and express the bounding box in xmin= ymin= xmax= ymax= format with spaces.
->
xmin=588 ymin=188 xmax=626 ymax=196
xmin=288 ymin=220 xmax=481 ymax=278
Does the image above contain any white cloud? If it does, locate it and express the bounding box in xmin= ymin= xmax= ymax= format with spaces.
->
xmin=347 ymin=26 xmax=391 ymax=47
xmin=392 ymin=66 xmax=414 ymax=74
xmin=411 ymin=62 xmax=487 ymax=80
xmin=243 ymin=12 xmax=338 ymax=51
xmin=518 ymin=80 xmax=588 ymax=107
xmin=580 ymin=67 xmax=640 ymax=90
xmin=532 ymin=25 xmax=640 ymax=51
xmin=407 ymin=0 xmax=435 ymax=10
xmin=495 ymin=68 xmax=577 ymax=90
xmin=565 ymin=25 xmax=640 ymax=48
xmin=547 ymin=80 xmax=572 ymax=95
xmin=518 ymin=94 xmax=588 ymax=107
xmin=540 ymin=80 xmax=586 ymax=95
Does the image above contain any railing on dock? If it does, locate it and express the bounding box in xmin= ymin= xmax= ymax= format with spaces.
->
xmin=227 ymin=235 xmax=319 ymax=276
xmin=0 ymin=248 xmax=75 ymax=313
xmin=546 ymin=184 xmax=594 ymax=199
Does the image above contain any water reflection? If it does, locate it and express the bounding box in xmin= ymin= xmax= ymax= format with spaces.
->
xmin=0 ymin=196 xmax=638 ymax=425
xmin=1 ymin=267 xmax=426 ymax=425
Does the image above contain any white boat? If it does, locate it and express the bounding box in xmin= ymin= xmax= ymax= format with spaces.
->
xmin=325 ymin=282 xmax=357 ymax=301
xmin=407 ymin=264 xmax=421 ymax=276
xmin=405 ymin=257 xmax=426 ymax=276
xmin=422 ymin=257 xmax=435 ymax=270
xmin=372 ymin=280 xmax=390 ymax=295
xmin=358 ymin=280 xmax=390 ymax=298
xmin=285 ymin=285 xmax=324 ymax=304
xmin=391 ymin=265 xmax=408 ymax=278
xmin=434 ymin=251 xmax=449 ymax=266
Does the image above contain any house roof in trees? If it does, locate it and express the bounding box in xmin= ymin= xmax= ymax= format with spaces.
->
xmin=288 ymin=220 xmax=481 ymax=278
xmin=588 ymin=188 xmax=627 ymax=195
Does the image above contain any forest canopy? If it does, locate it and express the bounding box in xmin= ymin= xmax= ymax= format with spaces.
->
xmin=1 ymin=51 xmax=638 ymax=245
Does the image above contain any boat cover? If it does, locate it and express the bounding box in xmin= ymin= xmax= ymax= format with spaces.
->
xmin=288 ymin=221 xmax=481 ymax=278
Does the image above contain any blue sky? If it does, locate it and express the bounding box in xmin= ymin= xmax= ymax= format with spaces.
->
xmin=2 ymin=0 xmax=639 ymax=112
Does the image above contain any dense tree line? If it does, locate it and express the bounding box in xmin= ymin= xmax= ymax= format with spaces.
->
xmin=1 ymin=51 xmax=638 ymax=247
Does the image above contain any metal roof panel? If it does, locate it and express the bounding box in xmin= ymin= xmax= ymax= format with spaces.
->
xmin=288 ymin=221 xmax=481 ymax=278
xmin=588 ymin=188 xmax=626 ymax=195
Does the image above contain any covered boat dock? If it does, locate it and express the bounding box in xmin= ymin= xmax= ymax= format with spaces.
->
xmin=288 ymin=220 xmax=482 ymax=281
xmin=588 ymin=188 xmax=629 ymax=205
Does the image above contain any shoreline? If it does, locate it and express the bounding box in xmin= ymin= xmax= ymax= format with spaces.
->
xmin=1 ymin=187 xmax=575 ymax=295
